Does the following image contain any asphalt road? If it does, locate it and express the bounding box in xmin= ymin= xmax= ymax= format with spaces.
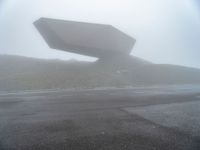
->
xmin=1 ymin=86 xmax=200 ymax=150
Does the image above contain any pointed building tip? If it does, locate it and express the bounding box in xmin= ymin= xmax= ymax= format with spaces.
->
xmin=33 ymin=18 xmax=41 ymax=26
xmin=33 ymin=17 xmax=47 ymax=25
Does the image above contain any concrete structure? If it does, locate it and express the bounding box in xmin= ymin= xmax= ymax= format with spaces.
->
xmin=34 ymin=18 xmax=136 ymax=59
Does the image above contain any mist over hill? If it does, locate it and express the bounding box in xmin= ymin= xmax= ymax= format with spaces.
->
xmin=0 ymin=55 xmax=200 ymax=92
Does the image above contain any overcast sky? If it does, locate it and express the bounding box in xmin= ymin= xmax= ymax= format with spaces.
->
xmin=0 ymin=0 xmax=200 ymax=68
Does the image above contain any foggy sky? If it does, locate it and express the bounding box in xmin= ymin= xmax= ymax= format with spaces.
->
xmin=0 ymin=0 xmax=200 ymax=68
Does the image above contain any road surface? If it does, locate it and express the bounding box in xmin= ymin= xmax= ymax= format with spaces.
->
xmin=0 ymin=86 xmax=200 ymax=150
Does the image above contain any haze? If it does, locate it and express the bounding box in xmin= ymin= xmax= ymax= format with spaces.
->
xmin=0 ymin=0 xmax=200 ymax=68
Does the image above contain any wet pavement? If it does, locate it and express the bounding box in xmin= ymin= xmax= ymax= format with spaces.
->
xmin=0 ymin=86 xmax=200 ymax=150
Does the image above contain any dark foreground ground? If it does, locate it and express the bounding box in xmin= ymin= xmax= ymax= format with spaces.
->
xmin=1 ymin=85 xmax=200 ymax=150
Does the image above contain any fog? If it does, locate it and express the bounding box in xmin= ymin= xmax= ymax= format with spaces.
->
xmin=0 ymin=0 xmax=200 ymax=68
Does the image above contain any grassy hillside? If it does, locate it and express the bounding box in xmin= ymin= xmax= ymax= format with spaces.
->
xmin=0 ymin=55 xmax=200 ymax=91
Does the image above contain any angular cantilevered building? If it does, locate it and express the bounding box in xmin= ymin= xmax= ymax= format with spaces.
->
xmin=34 ymin=18 xmax=136 ymax=61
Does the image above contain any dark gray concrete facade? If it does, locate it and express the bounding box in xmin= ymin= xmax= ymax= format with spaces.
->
xmin=34 ymin=18 xmax=136 ymax=59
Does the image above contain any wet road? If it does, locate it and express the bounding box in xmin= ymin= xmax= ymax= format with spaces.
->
xmin=0 ymin=86 xmax=200 ymax=150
